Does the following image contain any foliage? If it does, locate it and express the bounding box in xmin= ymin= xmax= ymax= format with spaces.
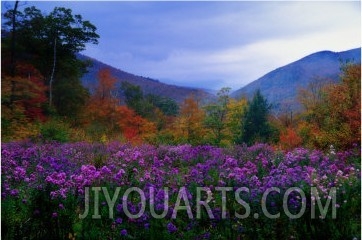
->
xmin=173 ymin=95 xmax=207 ymax=144
xmin=82 ymin=69 xmax=119 ymax=139
xmin=1 ymin=116 xmax=40 ymax=142
xmin=225 ymin=97 xmax=248 ymax=145
xmin=238 ymin=90 xmax=277 ymax=145
xmin=279 ymin=127 xmax=303 ymax=150
xmin=145 ymin=94 xmax=179 ymax=116
xmin=83 ymin=69 xmax=157 ymax=143
xmin=121 ymin=81 xmax=179 ymax=120
xmin=52 ymin=57 xmax=90 ymax=121
xmin=298 ymin=63 xmax=361 ymax=150
xmin=203 ymin=88 xmax=231 ymax=146
xmin=116 ymin=105 xmax=157 ymax=143
xmin=1 ymin=62 xmax=47 ymax=141
xmin=2 ymin=3 xmax=358 ymax=151
xmin=39 ymin=119 xmax=71 ymax=143
xmin=1 ymin=63 xmax=48 ymax=121
xmin=121 ymin=81 xmax=145 ymax=116
xmin=2 ymin=4 xmax=99 ymax=118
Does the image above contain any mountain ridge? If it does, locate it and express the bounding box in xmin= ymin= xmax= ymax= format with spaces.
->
xmin=231 ymin=47 xmax=361 ymax=111
xmin=79 ymin=47 xmax=361 ymax=109
xmin=79 ymin=54 xmax=215 ymax=103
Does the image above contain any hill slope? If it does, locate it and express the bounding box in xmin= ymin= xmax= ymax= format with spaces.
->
xmin=231 ymin=48 xmax=361 ymax=111
xmin=79 ymin=55 xmax=215 ymax=103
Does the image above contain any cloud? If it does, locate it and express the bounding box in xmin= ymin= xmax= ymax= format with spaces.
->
xmin=10 ymin=1 xmax=360 ymax=91
xmin=105 ymin=21 xmax=360 ymax=91
xmin=110 ymin=1 xmax=360 ymax=91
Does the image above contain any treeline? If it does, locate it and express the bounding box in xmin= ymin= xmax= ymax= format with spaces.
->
xmin=1 ymin=4 xmax=360 ymax=150
xmin=1 ymin=4 xmax=99 ymax=137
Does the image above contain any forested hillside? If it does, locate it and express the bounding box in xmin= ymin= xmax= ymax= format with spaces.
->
xmin=79 ymin=54 xmax=215 ymax=104
xmin=2 ymin=4 xmax=360 ymax=150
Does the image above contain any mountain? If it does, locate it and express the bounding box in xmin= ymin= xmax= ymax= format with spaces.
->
xmin=79 ymin=54 xmax=215 ymax=103
xmin=231 ymin=48 xmax=361 ymax=111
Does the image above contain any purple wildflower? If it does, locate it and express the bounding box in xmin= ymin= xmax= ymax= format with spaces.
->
xmin=115 ymin=218 xmax=122 ymax=225
xmin=120 ymin=229 xmax=127 ymax=236
xmin=167 ymin=222 xmax=177 ymax=233
xmin=10 ymin=189 xmax=19 ymax=197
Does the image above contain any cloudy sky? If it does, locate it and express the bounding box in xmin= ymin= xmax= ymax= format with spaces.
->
xmin=2 ymin=1 xmax=361 ymax=90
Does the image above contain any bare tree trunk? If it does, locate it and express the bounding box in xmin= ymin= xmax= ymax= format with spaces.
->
xmin=49 ymin=37 xmax=57 ymax=107
xmin=10 ymin=0 xmax=19 ymax=110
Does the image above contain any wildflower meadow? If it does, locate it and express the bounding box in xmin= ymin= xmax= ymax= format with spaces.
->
xmin=1 ymin=141 xmax=360 ymax=239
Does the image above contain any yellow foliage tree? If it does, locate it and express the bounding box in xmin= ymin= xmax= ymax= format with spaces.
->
xmin=225 ymin=97 xmax=248 ymax=145
xmin=173 ymin=95 xmax=206 ymax=144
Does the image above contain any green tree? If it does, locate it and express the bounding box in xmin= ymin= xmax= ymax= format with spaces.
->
xmin=120 ymin=81 xmax=149 ymax=116
xmin=120 ymin=81 xmax=179 ymax=120
xmin=145 ymin=94 xmax=179 ymax=116
xmin=238 ymin=90 xmax=275 ymax=145
xmin=2 ymin=5 xmax=99 ymax=118
xmin=121 ymin=82 xmax=143 ymax=106
xmin=144 ymin=94 xmax=179 ymax=131
xmin=203 ymin=87 xmax=230 ymax=145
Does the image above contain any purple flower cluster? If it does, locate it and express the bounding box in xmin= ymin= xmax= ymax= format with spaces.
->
xmin=167 ymin=222 xmax=177 ymax=233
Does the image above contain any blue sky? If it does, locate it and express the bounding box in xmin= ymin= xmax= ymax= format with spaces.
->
xmin=1 ymin=1 xmax=361 ymax=90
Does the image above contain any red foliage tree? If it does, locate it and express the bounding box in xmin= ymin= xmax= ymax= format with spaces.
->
xmin=279 ymin=127 xmax=302 ymax=150
xmin=2 ymin=63 xmax=47 ymax=121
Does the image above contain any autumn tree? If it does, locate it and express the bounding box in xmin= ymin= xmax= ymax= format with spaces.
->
xmin=337 ymin=63 xmax=361 ymax=145
xmin=273 ymin=101 xmax=297 ymax=129
xmin=84 ymin=69 xmax=157 ymax=142
xmin=120 ymin=81 xmax=179 ymax=134
xmin=298 ymin=63 xmax=361 ymax=149
xmin=173 ymin=95 xmax=206 ymax=144
xmin=298 ymin=77 xmax=332 ymax=129
xmin=84 ymin=69 xmax=120 ymax=138
xmin=225 ymin=97 xmax=248 ymax=144
xmin=279 ymin=127 xmax=303 ymax=150
xmin=1 ymin=63 xmax=47 ymax=140
xmin=116 ymin=106 xmax=156 ymax=144
xmin=2 ymin=5 xmax=99 ymax=118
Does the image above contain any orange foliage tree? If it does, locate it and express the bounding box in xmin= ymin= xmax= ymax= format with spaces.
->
xmin=2 ymin=63 xmax=47 ymax=121
xmin=298 ymin=63 xmax=361 ymax=149
xmin=84 ymin=68 xmax=156 ymax=142
xmin=279 ymin=127 xmax=303 ymax=150
xmin=116 ymin=106 xmax=156 ymax=144
xmin=2 ymin=63 xmax=48 ymax=140
xmin=323 ymin=63 xmax=361 ymax=148
xmin=84 ymin=68 xmax=120 ymax=138
xmin=173 ymin=95 xmax=206 ymax=144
